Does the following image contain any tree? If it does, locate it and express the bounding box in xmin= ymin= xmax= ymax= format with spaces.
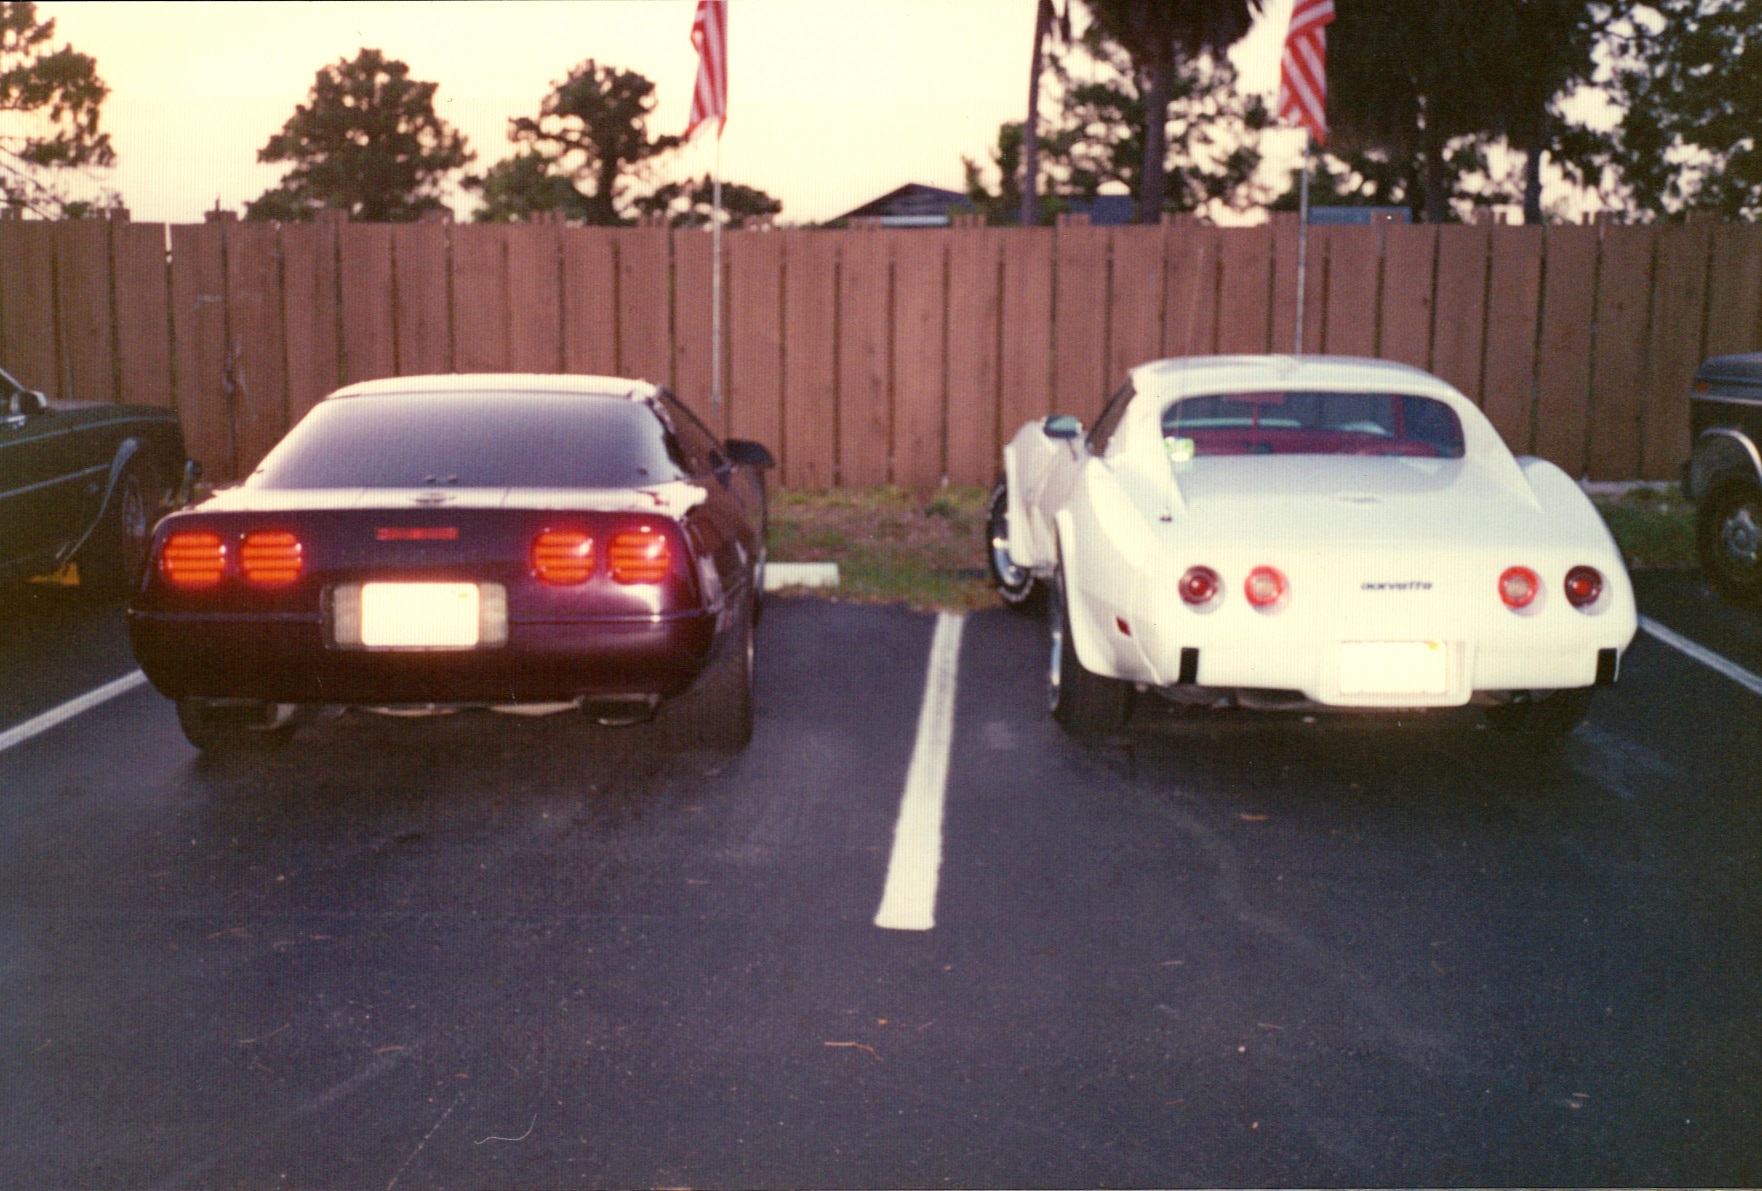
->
xmin=0 ymin=1 xmax=114 ymax=217
xmin=497 ymin=59 xmax=682 ymax=226
xmin=247 ymin=48 xmax=472 ymax=222
xmin=966 ymin=33 xmax=1270 ymax=223
xmin=631 ymin=176 xmax=781 ymax=229
xmin=1020 ymin=0 xmax=1071 ymax=226
xmin=1327 ymin=1 xmax=1600 ymax=223
xmin=1075 ymin=0 xmax=1257 ymax=222
xmin=1598 ymin=0 xmax=1762 ymax=219
xmin=468 ymin=150 xmax=594 ymax=223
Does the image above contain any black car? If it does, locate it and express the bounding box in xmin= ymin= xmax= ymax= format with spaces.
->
xmin=128 ymin=374 xmax=773 ymax=753
xmin=1 ymin=365 xmax=191 ymax=596
xmin=1685 ymin=352 xmax=1762 ymax=604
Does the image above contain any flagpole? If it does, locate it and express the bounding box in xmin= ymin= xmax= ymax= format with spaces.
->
xmin=1294 ymin=131 xmax=1311 ymax=355
xmin=711 ymin=129 xmax=723 ymax=410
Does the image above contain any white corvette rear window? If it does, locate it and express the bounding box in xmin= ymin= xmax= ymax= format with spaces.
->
xmin=1162 ymin=391 xmax=1464 ymax=458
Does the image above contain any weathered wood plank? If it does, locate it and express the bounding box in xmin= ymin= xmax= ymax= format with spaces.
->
xmin=617 ymin=227 xmax=671 ymax=384
xmin=280 ymin=220 xmax=340 ymax=420
xmin=168 ymin=224 xmax=232 ymax=478
xmin=837 ymin=232 xmax=892 ymax=485
xmin=507 ymin=223 xmax=562 ymax=373
xmin=450 ymin=224 xmax=509 ymax=373
xmin=780 ymin=231 xmax=837 ymax=488
xmin=1640 ymin=224 xmax=1711 ymax=480
xmin=1431 ymin=225 xmax=1491 ymax=402
xmin=110 ymin=222 xmax=174 ymax=408
xmin=1584 ymin=226 xmax=1655 ymax=481
xmin=338 ymin=223 xmax=396 ymax=383
xmin=52 ymin=220 xmax=115 ymax=403
xmin=1319 ymin=226 xmax=1379 ymax=358
xmin=1378 ymin=224 xmax=1436 ymax=370
xmin=1053 ymin=224 xmax=1109 ymax=418
xmin=223 ymin=222 xmax=288 ymax=472
xmin=560 ymin=228 xmax=618 ymax=376
xmin=1215 ymin=226 xmax=1273 ymax=355
xmin=1531 ymin=226 xmax=1598 ymax=475
xmin=391 ymin=221 xmax=451 ymax=375
xmin=1480 ymin=226 xmax=1545 ymax=454
xmin=947 ymin=228 xmax=1002 ymax=486
xmin=1108 ymin=225 xmax=1165 ymax=383
xmin=726 ymin=231 xmax=783 ymax=455
xmin=892 ymin=230 xmax=947 ymax=490
xmin=998 ymin=227 xmax=1054 ymax=435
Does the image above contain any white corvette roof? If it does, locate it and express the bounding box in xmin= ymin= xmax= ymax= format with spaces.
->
xmin=1129 ymin=354 xmax=1461 ymax=403
xmin=328 ymin=373 xmax=659 ymax=401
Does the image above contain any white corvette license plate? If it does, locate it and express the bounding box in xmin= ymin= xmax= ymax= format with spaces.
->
xmin=360 ymin=582 xmax=481 ymax=648
xmin=1339 ymin=641 xmax=1447 ymax=696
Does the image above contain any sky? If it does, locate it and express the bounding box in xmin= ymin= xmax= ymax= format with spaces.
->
xmin=37 ymin=0 xmax=1297 ymax=226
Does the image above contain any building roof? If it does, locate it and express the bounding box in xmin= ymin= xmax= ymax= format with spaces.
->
xmin=833 ymin=183 xmax=975 ymax=225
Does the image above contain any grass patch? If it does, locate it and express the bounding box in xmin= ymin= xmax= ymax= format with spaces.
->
xmin=763 ymin=482 xmax=1702 ymax=614
xmin=1591 ymin=484 xmax=1697 ymax=569
xmin=767 ymin=486 xmax=996 ymax=612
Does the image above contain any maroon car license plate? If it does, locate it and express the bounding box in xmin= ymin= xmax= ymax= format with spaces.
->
xmin=331 ymin=582 xmax=509 ymax=650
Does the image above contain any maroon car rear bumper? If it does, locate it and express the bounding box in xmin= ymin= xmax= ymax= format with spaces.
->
xmin=128 ymin=610 xmax=717 ymax=703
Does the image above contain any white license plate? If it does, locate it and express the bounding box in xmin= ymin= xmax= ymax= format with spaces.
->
xmin=1339 ymin=641 xmax=1447 ymax=695
xmin=360 ymin=583 xmax=480 ymax=648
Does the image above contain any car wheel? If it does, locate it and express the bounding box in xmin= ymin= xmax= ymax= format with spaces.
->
xmin=1697 ymin=477 xmax=1762 ymax=605
xmin=987 ymin=481 xmax=1041 ymax=612
xmin=78 ymin=461 xmax=157 ymax=599
xmin=666 ymin=597 xmax=755 ymax=751
xmin=1048 ymin=571 xmax=1131 ymax=736
xmin=1485 ymin=687 xmax=1595 ymax=739
xmin=176 ymin=698 xmax=296 ymax=754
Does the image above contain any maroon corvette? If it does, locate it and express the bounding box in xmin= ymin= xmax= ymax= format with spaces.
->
xmin=128 ymin=374 xmax=772 ymax=753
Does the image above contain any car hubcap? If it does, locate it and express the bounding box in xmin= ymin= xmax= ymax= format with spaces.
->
xmin=1721 ymin=503 xmax=1761 ymax=569
xmin=990 ymin=498 xmax=1025 ymax=588
xmin=121 ymin=480 xmax=149 ymax=568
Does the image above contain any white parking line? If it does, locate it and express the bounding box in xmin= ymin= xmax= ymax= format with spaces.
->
xmin=1639 ymin=616 xmax=1762 ymax=699
xmin=875 ymin=612 xmax=965 ymax=932
xmin=0 ymin=671 xmax=149 ymax=756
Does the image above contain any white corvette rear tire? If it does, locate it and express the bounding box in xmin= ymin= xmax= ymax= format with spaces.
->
xmin=1048 ymin=573 xmax=1131 ymax=736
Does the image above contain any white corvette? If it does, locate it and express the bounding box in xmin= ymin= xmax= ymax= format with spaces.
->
xmin=989 ymin=355 xmax=1637 ymax=737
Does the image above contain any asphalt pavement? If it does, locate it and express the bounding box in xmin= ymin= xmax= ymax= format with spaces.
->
xmin=0 ymin=574 xmax=1758 ymax=1188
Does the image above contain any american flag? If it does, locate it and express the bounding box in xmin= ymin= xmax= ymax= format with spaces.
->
xmin=1278 ymin=0 xmax=1335 ymax=143
xmin=687 ymin=0 xmax=727 ymax=138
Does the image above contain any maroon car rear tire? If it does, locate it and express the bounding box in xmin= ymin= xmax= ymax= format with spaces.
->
xmin=664 ymin=600 xmax=754 ymax=751
xmin=176 ymin=698 xmax=296 ymax=754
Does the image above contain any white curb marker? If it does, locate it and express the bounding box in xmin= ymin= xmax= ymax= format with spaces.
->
xmin=1639 ymin=616 xmax=1762 ymax=699
xmin=875 ymin=611 xmax=965 ymax=932
xmin=0 ymin=670 xmax=149 ymax=755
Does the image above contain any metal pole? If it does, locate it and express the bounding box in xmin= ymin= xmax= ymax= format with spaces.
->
xmin=711 ymin=131 xmax=724 ymax=409
xmin=1294 ymin=132 xmax=1311 ymax=355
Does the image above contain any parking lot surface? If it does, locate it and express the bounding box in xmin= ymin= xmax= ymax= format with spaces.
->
xmin=1 ymin=577 xmax=1758 ymax=1188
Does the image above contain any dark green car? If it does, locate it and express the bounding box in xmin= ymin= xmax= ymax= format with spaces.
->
xmin=1 ymin=365 xmax=192 ymax=596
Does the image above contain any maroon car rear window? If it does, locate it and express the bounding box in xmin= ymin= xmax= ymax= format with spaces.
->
xmin=249 ymin=392 xmax=688 ymax=489
xmin=1161 ymin=391 xmax=1465 ymax=458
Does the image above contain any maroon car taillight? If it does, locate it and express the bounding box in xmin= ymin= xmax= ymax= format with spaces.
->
xmin=239 ymin=531 xmax=303 ymax=586
xmin=159 ymin=531 xmax=226 ymax=589
xmin=531 ymin=530 xmax=594 ymax=585
xmin=1179 ymin=565 xmax=1221 ymax=607
xmin=609 ymin=526 xmax=672 ymax=584
xmin=1499 ymin=565 xmax=1540 ymax=610
xmin=1244 ymin=565 xmax=1287 ymax=610
xmin=1564 ymin=565 xmax=1603 ymax=609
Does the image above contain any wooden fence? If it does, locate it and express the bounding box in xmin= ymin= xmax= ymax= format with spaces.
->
xmin=2 ymin=215 xmax=1759 ymax=486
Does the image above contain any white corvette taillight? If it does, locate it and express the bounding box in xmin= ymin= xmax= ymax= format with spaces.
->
xmin=1499 ymin=566 xmax=1540 ymax=610
xmin=1244 ymin=566 xmax=1287 ymax=611
xmin=1179 ymin=566 xmax=1221 ymax=608
xmin=1564 ymin=566 xmax=1603 ymax=609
